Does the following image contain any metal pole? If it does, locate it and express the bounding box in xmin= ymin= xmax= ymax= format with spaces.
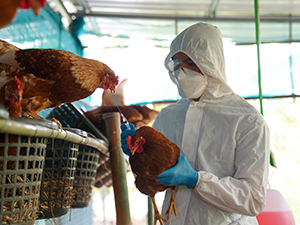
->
xmin=103 ymin=112 xmax=132 ymax=225
xmin=254 ymin=0 xmax=264 ymax=116
xmin=147 ymin=196 xmax=154 ymax=225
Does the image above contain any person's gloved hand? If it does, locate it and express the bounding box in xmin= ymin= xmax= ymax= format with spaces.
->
xmin=120 ymin=123 xmax=136 ymax=155
xmin=157 ymin=152 xmax=199 ymax=189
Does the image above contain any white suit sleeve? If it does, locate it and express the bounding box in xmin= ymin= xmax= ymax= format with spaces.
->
xmin=193 ymin=121 xmax=270 ymax=216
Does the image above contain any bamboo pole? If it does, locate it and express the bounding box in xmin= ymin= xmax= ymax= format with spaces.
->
xmin=148 ymin=196 xmax=154 ymax=225
xmin=254 ymin=0 xmax=276 ymax=168
xmin=103 ymin=112 xmax=132 ymax=225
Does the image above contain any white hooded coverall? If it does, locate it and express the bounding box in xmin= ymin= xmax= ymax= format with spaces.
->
xmin=152 ymin=23 xmax=270 ymax=225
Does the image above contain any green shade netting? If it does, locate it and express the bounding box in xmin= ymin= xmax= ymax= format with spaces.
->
xmin=0 ymin=5 xmax=82 ymax=55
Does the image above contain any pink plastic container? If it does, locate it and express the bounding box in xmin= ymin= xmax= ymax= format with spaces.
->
xmin=256 ymin=189 xmax=295 ymax=225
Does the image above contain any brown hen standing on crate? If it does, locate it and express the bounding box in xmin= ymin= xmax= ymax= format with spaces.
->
xmin=0 ymin=40 xmax=119 ymax=126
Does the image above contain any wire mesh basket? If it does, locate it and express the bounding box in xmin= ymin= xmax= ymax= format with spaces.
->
xmin=38 ymin=138 xmax=78 ymax=219
xmin=0 ymin=133 xmax=47 ymax=225
xmin=72 ymin=144 xmax=100 ymax=208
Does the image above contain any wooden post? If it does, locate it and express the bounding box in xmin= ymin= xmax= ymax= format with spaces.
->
xmin=103 ymin=112 xmax=132 ymax=225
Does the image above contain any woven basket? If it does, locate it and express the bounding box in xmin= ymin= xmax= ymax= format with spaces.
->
xmin=38 ymin=138 xmax=78 ymax=219
xmin=0 ymin=134 xmax=47 ymax=225
xmin=72 ymin=144 xmax=100 ymax=208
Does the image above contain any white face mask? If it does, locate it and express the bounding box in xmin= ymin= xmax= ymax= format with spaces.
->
xmin=172 ymin=68 xmax=208 ymax=99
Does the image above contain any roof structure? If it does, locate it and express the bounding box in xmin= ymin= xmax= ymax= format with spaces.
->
xmin=47 ymin=0 xmax=300 ymax=44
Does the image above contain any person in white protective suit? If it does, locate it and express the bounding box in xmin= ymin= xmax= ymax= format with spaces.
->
xmin=121 ymin=22 xmax=270 ymax=225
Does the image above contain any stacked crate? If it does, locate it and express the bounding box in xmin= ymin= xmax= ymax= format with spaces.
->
xmin=0 ymin=106 xmax=109 ymax=223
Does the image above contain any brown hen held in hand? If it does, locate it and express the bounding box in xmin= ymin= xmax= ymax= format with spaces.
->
xmin=127 ymin=126 xmax=180 ymax=225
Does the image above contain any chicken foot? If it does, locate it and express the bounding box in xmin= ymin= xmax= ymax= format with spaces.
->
xmin=165 ymin=188 xmax=178 ymax=221
xmin=151 ymin=196 xmax=167 ymax=225
xmin=27 ymin=110 xmax=63 ymax=130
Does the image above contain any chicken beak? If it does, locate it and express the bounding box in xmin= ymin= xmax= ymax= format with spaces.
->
xmin=15 ymin=94 xmax=20 ymax=101
xmin=9 ymin=93 xmax=21 ymax=104
xmin=33 ymin=7 xmax=40 ymax=16
xmin=110 ymin=86 xmax=115 ymax=93
xmin=131 ymin=148 xmax=137 ymax=156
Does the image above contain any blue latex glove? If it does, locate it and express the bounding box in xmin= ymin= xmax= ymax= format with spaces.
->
xmin=157 ymin=152 xmax=199 ymax=189
xmin=120 ymin=123 xmax=136 ymax=155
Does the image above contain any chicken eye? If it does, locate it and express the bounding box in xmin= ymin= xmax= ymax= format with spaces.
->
xmin=135 ymin=140 xmax=139 ymax=144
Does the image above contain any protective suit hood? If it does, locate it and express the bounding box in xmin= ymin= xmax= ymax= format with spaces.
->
xmin=165 ymin=23 xmax=233 ymax=101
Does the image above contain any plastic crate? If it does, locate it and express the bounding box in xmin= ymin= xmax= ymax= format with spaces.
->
xmin=38 ymin=138 xmax=78 ymax=219
xmin=72 ymin=144 xmax=100 ymax=208
xmin=47 ymin=103 xmax=108 ymax=142
xmin=0 ymin=134 xmax=47 ymax=225
xmin=61 ymin=128 xmax=100 ymax=208
xmin=0 ymin=107 xmax=109 ymax=222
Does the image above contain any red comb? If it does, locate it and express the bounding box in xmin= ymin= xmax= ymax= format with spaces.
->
xmin=14 ymin=76 xmax=21 ymax=91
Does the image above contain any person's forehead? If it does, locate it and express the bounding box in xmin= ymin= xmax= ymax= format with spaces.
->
xmin=172 ymin=52 xmax=190 ymax=60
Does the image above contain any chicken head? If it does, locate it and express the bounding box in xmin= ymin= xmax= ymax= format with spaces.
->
xmin=4 ymin=76 xmax=23 ymax=105
xmin=127 ymin=136 xmax=145 ymax=155
xmin=101 ymin=72 xmax=119 ymax=93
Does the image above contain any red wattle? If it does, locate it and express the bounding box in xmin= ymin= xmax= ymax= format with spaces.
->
xmin=102 ymin=84 xmax=109 ymax=90
xmin=9 ymin=97 xmax=15 ymax=104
